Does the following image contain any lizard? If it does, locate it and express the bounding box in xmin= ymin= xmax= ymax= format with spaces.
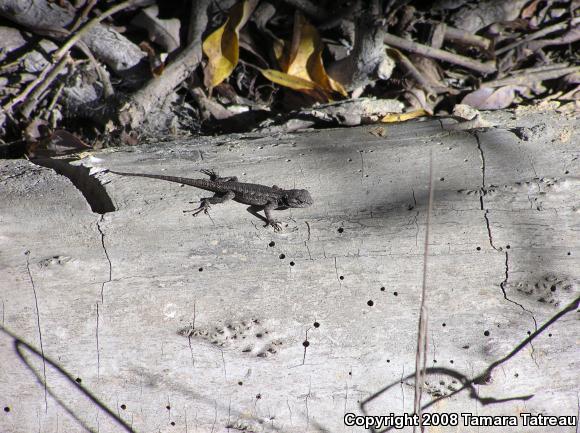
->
xmin=108 ymin=169 xmax=313 ymax=230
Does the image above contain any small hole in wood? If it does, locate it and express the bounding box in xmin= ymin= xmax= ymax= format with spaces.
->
xmin=313 ymin=322 xmax=320 ymax=328
xmin=338 ymin=227 xmax=344 ymax=233
xmin=302 ymin=340 xmax=310 ymax=347
xmin=484 ymin=330 xmax=490 ymax=337
xmin=367 ymin=300 xmax=374 ymax=306
xmin=279 ymin=254 xmax=285 ymax=259
xmin=269 ymin=241 xmax=275 ymax=247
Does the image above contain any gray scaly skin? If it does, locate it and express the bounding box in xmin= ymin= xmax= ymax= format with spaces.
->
xmin=109 ymin=169 xmax=313 ymax=230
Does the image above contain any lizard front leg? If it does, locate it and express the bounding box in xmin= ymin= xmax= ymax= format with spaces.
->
xmin=184 ymin=191 xmax=235 ymax=216
xmin=263 ymin=201 xmax=282 ymax=231
xmin=246 ymin=202 xmax=281 ymax=231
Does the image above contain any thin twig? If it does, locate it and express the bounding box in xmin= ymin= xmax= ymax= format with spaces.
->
xmin=2 ymin=68 xmax=49 ymax=113
xmin=495 ymin=17 xmax=580 ymax=55
xmin=3 ymin=0 xmax=136 ymax=117
xmin=20 ymin=55 xmax=72 ymax=118
xmin=384 ymin=33 xmax=496 ymax=74
xmin=482 ymin=65 xmax=580 ymax=88
xmin=413 ymin=150 xmax=434 ymax=433
xmin=44 ymin=81 xmax=65 ymax=119
xmin=70 ymin=0 xmax=98 ymax=32
xmin=53 ymin=0 xmax=138 ymax=61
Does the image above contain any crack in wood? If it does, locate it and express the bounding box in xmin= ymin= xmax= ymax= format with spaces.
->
xmin=25 ymin=250 xmax=48 ymax=413
xmin=97 ymin=216 xmax=112 ymax=303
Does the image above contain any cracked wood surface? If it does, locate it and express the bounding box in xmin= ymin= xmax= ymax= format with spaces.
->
xmin=0 ymin=112 xmax=579 ymax=433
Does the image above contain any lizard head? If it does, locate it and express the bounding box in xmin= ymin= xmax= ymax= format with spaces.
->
xmin=283 ymin=189 xmax=313 ymax=208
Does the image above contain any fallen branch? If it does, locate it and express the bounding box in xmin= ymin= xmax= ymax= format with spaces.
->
xmin=443 ymin=25 xmax=492 ymax=51
xmin=118 ymin=0 xmax=211 ymax=128
xmin=384 ymin=33 xmax=497 ymax=75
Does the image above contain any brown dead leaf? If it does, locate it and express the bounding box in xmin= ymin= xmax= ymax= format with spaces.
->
xmin=25 ymin=124 xmax=92 ymax=158
xmin=47 ymin=130 xmax=91 ymax=154
xmin=202 ymin=0 xmax=256 ymax=90
xmin=461 ymin=85 xmax=527 ymax=110
xmin=261 ymin=13 xmax=347 ymax=101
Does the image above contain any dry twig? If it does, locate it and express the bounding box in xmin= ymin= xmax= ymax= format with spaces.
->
xmin=482 ymin=65 xmax=580 ymax=88
xmin=3 ymin=0 xmax=138 ymax=118
xmin=495 ymin=17 xmax=580 ymax=55
xmin=384 ymin=33 xmax=497 ymax=74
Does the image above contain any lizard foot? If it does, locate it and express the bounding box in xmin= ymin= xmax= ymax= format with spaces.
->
xmin=183 ymin=200 xmax=211 ymax=217
xmin=199 ymin=169 xmax=218 ymax=179
xmin=266 ymin=220 xmax=282 ymax=232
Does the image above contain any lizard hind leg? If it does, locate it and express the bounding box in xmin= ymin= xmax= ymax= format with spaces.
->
xmin=199 ymin=169 xmax=238 ymax=182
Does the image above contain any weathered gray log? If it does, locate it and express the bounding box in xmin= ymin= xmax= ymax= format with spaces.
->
xmin=0 ymin=110 xmax=578 ymax=433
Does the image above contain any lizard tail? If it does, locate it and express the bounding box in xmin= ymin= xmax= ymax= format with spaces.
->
xmin=108 ymin=170 xmax=214 ymax=190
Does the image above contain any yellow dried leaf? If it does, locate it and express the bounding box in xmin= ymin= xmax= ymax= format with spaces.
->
xmin=261 ymin=69 xmax=318 ymax=90
xmin=262 ymin=13 xmax=347 ymax=100
xmin=202 ymin=0 xmax=253 ymax=89
xmin=381 ymin=109 xmax=429 ymax=123
xmin=260 ymin=69 xmax=328 ymax=101
xmin=328 ymin=76 xmax=348 ymax=97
